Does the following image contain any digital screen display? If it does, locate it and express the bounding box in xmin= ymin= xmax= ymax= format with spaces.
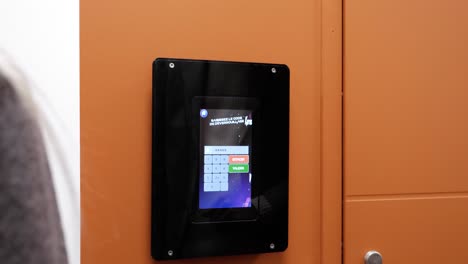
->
xmin=199 ymin=109 xmax=253 ymax=209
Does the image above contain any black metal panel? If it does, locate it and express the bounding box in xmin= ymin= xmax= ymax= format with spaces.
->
xmin=152 ymin=58 xmax=289 ymax=260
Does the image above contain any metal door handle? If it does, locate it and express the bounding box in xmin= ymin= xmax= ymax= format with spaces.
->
xmin=364 ymin=250 xmax=382 ymax=264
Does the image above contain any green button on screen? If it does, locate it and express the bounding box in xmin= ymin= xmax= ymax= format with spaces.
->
xmin=228 ymin=164 xmax=249 ymax=173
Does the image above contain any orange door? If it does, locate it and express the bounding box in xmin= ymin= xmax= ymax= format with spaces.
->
xmin=344 ymin=0 xmax=468 ymax=262
xmin=80 ymin=0 xmax=344 ymax=263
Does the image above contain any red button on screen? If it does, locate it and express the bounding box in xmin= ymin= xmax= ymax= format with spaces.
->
xmin=229 ymin=155 xmax=249 ymax=164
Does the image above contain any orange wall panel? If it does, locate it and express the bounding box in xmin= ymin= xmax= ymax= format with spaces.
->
xmin=345 ymin=196 xmax=468 ymax=263
xmin=321 ymin=0 xmax=343 ymax=262
xmin=80 ymin=0 xmax=336 ymax=263
xmin=344 ymin=0 xmax=468 ymax=262
xmin=344 ymin=0 xmax=468 ymax=196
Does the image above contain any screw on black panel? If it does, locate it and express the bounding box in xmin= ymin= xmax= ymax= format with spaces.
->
xmin=169 ymin=62 xmax=175 ymax=69
xmin=271 ymin=67 xmax=276 ymax=73
xmin=269 ymin=243 xmax=275 ymax=250
xmin=167 ymin=250 xmax=174 ymax=256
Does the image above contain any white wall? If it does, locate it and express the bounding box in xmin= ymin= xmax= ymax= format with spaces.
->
xmin=0 ymin=1 xmax=80 ymax=264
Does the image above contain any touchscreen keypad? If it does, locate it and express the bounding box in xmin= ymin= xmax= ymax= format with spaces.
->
xmin=204 ymin=155 xmax=251 ymax=192
xmin=204 ymin=155 xmax=229 ymax=192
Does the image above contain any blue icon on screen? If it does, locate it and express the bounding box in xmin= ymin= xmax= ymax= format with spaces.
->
xmin=200 ymin=109 xmax=208 ymax=118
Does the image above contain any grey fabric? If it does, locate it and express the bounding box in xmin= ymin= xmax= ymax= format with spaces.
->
xmin=0 ymin=74 xmax=68 ymax=263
